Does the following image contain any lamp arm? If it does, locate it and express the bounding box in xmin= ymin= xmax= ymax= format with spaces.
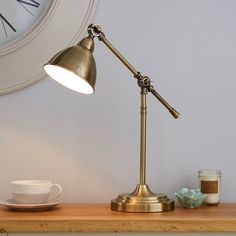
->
xmin=148 ymin=86 xmax=180 ymax=119
xmin=88 ymin=24 xmax=180 ymax=119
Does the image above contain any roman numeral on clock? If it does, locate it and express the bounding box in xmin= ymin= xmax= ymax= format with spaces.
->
xmin=16 ymin=0 xmax=40 ymax=16
xmin=0 ymin=13 xmax=16 ymax=37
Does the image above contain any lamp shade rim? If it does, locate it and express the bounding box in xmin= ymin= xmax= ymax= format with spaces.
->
xmin=44 ymin=63 xmax=95 ymax=94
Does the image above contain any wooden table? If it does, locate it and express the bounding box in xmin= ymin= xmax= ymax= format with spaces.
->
xmin=0 ymin=203 xmax=236 ymax=233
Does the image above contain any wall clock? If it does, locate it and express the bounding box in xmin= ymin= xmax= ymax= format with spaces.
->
xmin=0 ymin=0 xmax=97 ymax=95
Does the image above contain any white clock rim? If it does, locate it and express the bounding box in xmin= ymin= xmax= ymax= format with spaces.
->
xmin=0 ymin=0 xmax=57 ymax=56
xmin=0 ymin=0 xmax=97 ymax=95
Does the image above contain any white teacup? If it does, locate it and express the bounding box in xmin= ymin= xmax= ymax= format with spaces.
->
xmin=11 ymin=180 xmax=62 ymax=204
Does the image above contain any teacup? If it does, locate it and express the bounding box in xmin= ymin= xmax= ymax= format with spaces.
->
xmin=11 ymin=180 xmax=62 ymax=204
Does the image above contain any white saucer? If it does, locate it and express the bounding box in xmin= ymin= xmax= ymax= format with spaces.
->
xmin=0 ymin=199 xmax=62 ymax=211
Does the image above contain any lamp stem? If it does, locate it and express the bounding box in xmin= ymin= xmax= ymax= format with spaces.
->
xmin=140 ymin=88 xmax=148 ymax=185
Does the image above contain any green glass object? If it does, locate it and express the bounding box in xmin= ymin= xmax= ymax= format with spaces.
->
xmin=175 ymin=188 xmax=205 ymax=209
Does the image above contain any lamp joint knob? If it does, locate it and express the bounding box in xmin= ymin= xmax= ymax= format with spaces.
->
xmin=135 ymin=72 xmax=151 ymax=90
xmin=88 ymin=23 xmax=104 ymax=39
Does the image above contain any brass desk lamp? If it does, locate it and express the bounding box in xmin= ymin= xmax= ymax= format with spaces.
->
xmin=44 ymin=24 xmax=180 ymax=212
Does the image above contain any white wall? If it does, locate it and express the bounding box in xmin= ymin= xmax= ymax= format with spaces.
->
xmin=0 ymin=0 xmax=235 ymax=203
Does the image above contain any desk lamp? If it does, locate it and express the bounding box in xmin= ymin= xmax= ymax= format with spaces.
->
xmin=44 ymin=24 xmax=180 ymax=212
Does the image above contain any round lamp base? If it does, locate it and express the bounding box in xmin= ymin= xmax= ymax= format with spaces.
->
xmin=111 ymin=184 xmax=174 ymax=212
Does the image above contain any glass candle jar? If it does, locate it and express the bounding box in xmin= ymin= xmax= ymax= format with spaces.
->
xmin=198 ymin=170 xmax=222 ymax=205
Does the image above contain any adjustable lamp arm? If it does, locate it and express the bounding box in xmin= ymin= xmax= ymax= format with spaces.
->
xmin=88 ymin=24 xmax=180 ymax=119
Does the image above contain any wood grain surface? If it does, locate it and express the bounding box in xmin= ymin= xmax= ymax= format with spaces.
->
xmin=0 ymin=204 xmax=236 ymax=233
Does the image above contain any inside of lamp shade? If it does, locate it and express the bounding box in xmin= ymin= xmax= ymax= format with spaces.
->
xmin=44 ymin=65 xmax=94 ymax=94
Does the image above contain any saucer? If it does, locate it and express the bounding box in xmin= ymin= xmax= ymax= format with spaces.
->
xmin=0 ymin=199 xmax=62 ymax=211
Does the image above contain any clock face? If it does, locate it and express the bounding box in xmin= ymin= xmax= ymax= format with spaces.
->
xmin=0 ymin=0 xmax=48 ymax=46
xmin=0 ymin=0 xmax=97 ymax=95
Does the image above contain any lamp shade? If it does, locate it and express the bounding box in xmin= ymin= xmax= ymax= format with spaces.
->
xmin=44 ymin=36 xmax=96 ymax=94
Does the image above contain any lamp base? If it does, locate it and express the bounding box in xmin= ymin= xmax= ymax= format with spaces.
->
xmin=111 ymin=184 xmax=174 ymax=212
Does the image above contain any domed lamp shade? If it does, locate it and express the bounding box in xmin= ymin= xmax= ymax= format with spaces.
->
xmin=44 ymin=36 xmax=96 ymax=94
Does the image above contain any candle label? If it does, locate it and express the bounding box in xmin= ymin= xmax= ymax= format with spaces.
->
xmin=201 ymin=180 xmax=218 ymax=194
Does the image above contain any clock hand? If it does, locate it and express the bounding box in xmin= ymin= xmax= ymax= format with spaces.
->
xmin=0 ymin=13 xmax=16 ymax=37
